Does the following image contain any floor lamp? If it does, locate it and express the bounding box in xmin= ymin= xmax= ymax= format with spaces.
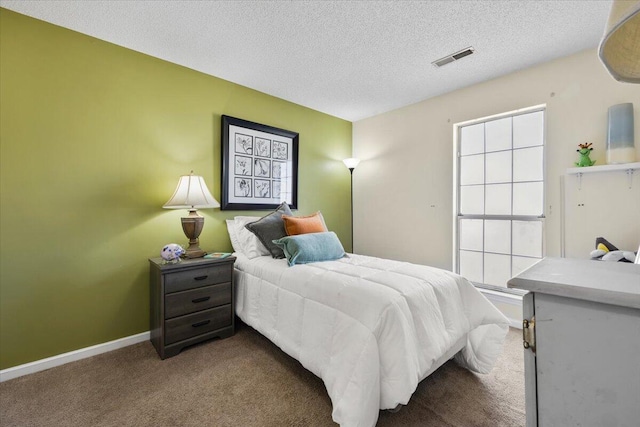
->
xmin=343 ymin=158 xmax=360 ymax=253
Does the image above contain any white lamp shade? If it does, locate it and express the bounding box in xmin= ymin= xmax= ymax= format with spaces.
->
xmin=343 ymin=158 xmax=361 ymax=170
xmin=599 ymin=0 xmax=640 ymax=83
xmin=163 ymin=173 xmax=220 ymax=209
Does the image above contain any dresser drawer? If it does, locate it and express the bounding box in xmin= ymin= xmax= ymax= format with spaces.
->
xmin=165 ymin=263 xmax=233 ymax=293
xmin=164 ymin=282 xmax=231 ymax=319
xmin=164 ymin=305 xmax=232 ymax=345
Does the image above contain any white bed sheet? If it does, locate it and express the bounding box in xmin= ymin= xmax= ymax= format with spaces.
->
xmin=234 ymin=253 xmax=509 ymax=427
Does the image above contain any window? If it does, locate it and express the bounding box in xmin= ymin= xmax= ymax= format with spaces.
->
xmin=455 ymin=107 xmax=545 ymax=292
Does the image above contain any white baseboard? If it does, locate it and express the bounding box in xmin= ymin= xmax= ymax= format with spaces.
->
xmin=0 ymin=331 xmax=150 ymax=383
xmin=479 ymin=289 xmax=523 ymax=329
xmin=507 ymin=318 xmax=523 ymax=329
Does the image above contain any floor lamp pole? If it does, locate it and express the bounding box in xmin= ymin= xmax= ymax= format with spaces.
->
xmin=343 ymin=157 xmax=360 ymax=254
xmin=349 ymin=167 xmax=354 ymax=253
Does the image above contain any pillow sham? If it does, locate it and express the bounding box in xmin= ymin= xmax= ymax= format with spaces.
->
xmin=245 ymin=203 xmax=293 ymax=258
xmin=272 ymin=231 xmax=346 ymax=267
xmin=234 ymin=216 xmax=271 ymax=259
xmin=226 ymin=219 xmax=243 ymax=254
xmin=282 ymin=211 xmax=328 ymax=236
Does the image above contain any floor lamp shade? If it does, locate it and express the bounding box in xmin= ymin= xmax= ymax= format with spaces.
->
xmin=343 ymin=158 xmax=361 ymax=171
xmin=599 ymin=0 xmax=640 ymax=83
xmin=163 ymin=172 xmax=220 ymax=258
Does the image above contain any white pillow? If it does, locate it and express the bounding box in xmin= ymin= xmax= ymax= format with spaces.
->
xmin=234 ymin=216 xmax=271 ymax=259
xmin=226 ymin=219 xmax=243 ymax=254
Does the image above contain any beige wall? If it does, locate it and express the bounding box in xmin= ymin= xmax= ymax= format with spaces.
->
xmin=352 ymin=48 xmax=640 ymax=274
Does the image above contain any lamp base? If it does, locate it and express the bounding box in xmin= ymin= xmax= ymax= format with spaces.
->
xmin=181 ymin=211 xmax=206 ymax=259
xmin=183 ymin=245 xmax=206 ymax=259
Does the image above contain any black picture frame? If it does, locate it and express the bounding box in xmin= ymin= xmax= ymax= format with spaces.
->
xmin=221 ymin=115 xmax=298 ymax=210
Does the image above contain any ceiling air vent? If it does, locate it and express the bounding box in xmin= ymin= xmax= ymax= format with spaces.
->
xmin=432 ymin=47 xmax=475 ymax=68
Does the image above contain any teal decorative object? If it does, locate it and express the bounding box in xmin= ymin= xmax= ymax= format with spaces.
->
xmin=575 ymin=142 xmax=596 ymax=167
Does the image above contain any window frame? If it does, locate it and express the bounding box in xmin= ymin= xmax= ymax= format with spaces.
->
xmin=453 ymin=105 xmax=546 ymax=294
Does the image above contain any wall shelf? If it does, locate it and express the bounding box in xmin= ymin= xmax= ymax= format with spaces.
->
xmin=566 ymin=162 xmax=640 ymax=190
xmin=566 ymin=162 xmax=640 ymax=175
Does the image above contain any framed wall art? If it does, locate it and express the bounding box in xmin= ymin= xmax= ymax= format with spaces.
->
xmin=221 ymin=115 xmax=298 ymax=210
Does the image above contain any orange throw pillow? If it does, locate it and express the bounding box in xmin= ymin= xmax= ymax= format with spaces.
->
xmin=283 ymin=212 xmax=328 ymax=236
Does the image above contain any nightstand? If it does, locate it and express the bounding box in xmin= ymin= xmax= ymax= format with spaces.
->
xmin=149 ymin=256 xmax=236 ymax=359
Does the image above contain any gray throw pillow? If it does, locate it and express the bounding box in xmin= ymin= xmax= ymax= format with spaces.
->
xmin=245 ymin=203 xmax=293 ymax=258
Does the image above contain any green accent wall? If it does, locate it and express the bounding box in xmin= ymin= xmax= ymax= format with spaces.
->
xmin=0 ymin=9 xmax=353 ymax=370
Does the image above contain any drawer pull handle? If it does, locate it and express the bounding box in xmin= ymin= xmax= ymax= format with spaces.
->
xmin=192 ymin=296 xmax=211 ymax=303
xmin=192 ymin=320 xmax=211 ymax=328
xmin=193 ymin=275 xmax=208 ymax=281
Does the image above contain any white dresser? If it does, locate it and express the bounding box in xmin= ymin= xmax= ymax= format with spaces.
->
xmin=508 ymin=257 xmax=640 ymax=427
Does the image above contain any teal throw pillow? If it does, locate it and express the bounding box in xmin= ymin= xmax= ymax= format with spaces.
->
xmin=272 ymin=232 xmax=345 ymax=267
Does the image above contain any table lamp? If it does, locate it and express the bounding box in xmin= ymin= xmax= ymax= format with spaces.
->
xmin=163 ymin=171 xmax=220 ymax=258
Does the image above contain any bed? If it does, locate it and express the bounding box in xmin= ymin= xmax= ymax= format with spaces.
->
xmin=227 ymin=210 xmax=510 ymax=427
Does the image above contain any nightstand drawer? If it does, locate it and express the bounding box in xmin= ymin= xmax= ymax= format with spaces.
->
xmin=165 ymin=263 xmax=233 ymax=293
xmin=164 ymin=282 xmax=231 ymax=319
xmin=164 ymin=305 xmax=232 ymax=345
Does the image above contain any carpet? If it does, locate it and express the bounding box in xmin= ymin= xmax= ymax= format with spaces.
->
xmin=0 ymin=322 xmax=524 ymax=426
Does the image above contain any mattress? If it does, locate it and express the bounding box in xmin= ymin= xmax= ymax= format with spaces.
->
xmin=234 ymin=253 xmax=510 ymax=427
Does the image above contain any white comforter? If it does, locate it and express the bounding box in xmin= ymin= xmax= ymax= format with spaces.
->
xmin=234 ymin=253 xmax=509 ymax=427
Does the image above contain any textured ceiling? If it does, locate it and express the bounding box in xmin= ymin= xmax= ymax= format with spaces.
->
xmin=0 ymin=0 xmax=612 ymax=121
